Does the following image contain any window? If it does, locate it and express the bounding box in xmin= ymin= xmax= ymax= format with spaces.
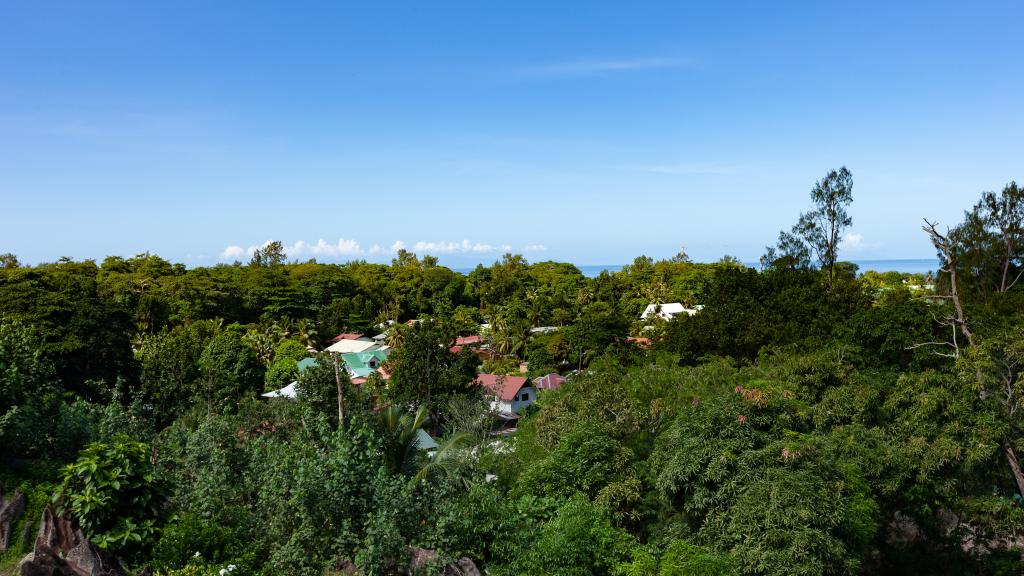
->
xmin=520 ymin=392 xmax=529 ymax=402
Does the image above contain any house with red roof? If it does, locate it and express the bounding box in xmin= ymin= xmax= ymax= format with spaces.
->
xmin=455 ymin=335 xmax=483 ymax=347
xmin=450 ymin=334 xmax=491 ymax=359
xmin=475 ymin=373 xmax=536 ymax=414
xmin=626 ymin=336 xmax=652 ymax=348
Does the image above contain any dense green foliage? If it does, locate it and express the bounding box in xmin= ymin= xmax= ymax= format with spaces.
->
xmin=55 ymin=437 xmax=164 ymax=554
xmin=3 ymin=175 xmax=1024 ymax=574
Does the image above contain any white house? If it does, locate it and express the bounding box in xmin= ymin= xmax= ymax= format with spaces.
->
xmin=640 ymin=302 xmax=702 ymax=322
xmin=475 ymin=373 xmax=536 ymax=414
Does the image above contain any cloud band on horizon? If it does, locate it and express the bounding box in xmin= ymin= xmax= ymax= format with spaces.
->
xmin=219 ymin=239 xmax=548 ymax=261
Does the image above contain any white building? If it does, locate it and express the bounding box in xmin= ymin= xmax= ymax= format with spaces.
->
xmin=640 ymin=302 xmax=702 ymax=322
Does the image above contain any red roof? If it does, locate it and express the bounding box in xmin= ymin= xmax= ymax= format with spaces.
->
xmin=626 ymin=337 xmax=652 ymax=348
xmin=475 ymin=373 xmax=530 ymax=401
xmin=455 ymin=335 xmax=483 ymax=346
xmin=330 ymin=332 xmax=366 ymax=343
xmin=534 ymin=373 xmax=566 ymax=391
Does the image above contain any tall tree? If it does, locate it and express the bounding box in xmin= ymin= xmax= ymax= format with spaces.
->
xmin=385 ymin=320 xmax=480 ymax=418
xmin=197 ymin=326 xmax=265 ymax=409
xmin=763 ymin=167 xmax=854 ymax=282
xmin=0 ymin=253 xmax=20 ymax=269
xmin=950 ymin=181 xmax=1024 ymax=296
xmin=802 ymin=166 xmax=854 ymax=281
xmin=249 ymin=241 xmax=286 ymax=267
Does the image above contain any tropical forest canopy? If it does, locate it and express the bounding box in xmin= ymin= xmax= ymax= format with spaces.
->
xmin=3 ymin=172 xmax=1024 ymax=575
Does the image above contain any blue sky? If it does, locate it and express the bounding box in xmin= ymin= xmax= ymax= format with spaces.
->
xmin=2 ymin=1 xmax=1022 ymax=267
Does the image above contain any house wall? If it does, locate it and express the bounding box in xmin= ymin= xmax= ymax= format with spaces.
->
xmin=509 ymin=386 xmax=537 ymax=412
xmin=491 ymin=399 xmax=513 ymax=413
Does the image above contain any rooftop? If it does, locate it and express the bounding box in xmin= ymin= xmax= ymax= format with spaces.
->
xmin=475 ymin=373 xmax=530 ymax=401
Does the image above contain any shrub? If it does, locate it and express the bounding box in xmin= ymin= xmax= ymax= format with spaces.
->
xmin=55 ymin=436 xmax=164 ymax=554
xmin=152 ymin=513 xmax=253 ymax=572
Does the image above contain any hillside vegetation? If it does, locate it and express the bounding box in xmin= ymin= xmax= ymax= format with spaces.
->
xmin=3 ymin=174 xmax=1024 ymax=575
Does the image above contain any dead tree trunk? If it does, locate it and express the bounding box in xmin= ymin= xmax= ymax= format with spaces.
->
xmin=1004 ymin=444 xmax=1024 ymax=499
xmin=922 ymin=220 xmax=975 ymax=351
xmin=333 ymin=354 xmax=345 ymax=428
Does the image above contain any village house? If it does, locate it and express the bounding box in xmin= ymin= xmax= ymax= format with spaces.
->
xmin=263 ymin=351 xmax=390 ymax=397
xmin=325 ymin=334 xmax=379 ymax=354
xmin=639 ymin=302 xmax=703 ymax=322
xmin=475 ymin=373 xmax=536 ymax=414
xmin=626 ymin=336 xmax=652 ymax=348
xmin=340 ymin=349 xmax=390 ymax=379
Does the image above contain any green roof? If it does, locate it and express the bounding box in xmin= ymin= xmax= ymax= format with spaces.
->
xmin=413 ymin=429 xmax=438 ymax=451
xmin=340 ymin=350 xmax=389 ymax=378
xmin=297 ymin=357 xmax=318 ymax=373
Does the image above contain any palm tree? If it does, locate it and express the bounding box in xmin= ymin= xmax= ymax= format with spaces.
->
xmin=244 ymin=328 xmax=276 ymax=365
xmin=294 ymin=318 xmax=319 ymax=350
xmin=384 ymin=325 xmax=406 ymax=349
xmin=378 ymin=405 xmax=470 ymax=484
xmin=378 ymin=405 xmax=426 ymax=476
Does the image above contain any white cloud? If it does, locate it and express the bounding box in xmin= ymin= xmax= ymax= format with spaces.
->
xmin=412 ymin=239 xmax=503 ymax=254
xmin=287 ymin=238 xmax=363 ymax=257
xmin=220 ymin=240 xmax=274 ymax=260
xmin=221 ymin=245 xmax=245 ymax=259
xmin=840 ymin=232 xmax=864 ymax=249
xmin=525 ymin=57 xmax=687 ymax=76
xmin=219 ymin=238 xmax=527 ymax=260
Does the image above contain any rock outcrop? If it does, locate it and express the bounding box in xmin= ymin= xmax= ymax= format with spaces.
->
xmin=0 ymin=482 xmax=27 ymax=552
xmin=405 ymin=547 xmax=481 ymax=576
xmin=441 ymin=558 xmax=481 ymax=576
xmin=17 ymin=507 xmax=125 ymax=576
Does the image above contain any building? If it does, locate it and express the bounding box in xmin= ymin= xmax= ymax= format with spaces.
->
xmin=261 ymin=381 xmax=299 ymax=399
xmin=264 ymin=357 xmax=321 ymax=398
xmin=626 ymin=336 xmax=652 ymax=348
xmin=639 ymin=302 xmax=702 ymax=322
xmin=475 ymin=373 xmax=536 ymax=413
xmin=328 ymin=332 xmax=372 ymax=344
xmin=340 ymin=350 xmax=390 ymax=379
xmin=325 ymin=338 xmax=379 ymax=354
xmin=454 ymin=335 xmax=483 ymax=346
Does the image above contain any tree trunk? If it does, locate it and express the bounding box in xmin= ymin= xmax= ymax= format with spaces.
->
xmin=946 ymin=263 xmax=975 ymax=348
xmin=333 ymin=355 xmax=345 ymax=427
xmin=1005 ymin=444 xmax=1024 ymax=499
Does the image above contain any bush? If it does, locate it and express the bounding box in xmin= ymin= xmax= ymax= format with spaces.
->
xmin=152 ymin=513 xmax=254 ymax=572
xmin=510 ymin=497 xmax=635 ymax=576
xmin=56 ymin=436 xmax=164 ymax=555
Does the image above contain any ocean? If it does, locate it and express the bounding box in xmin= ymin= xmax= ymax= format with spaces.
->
xmin=456 ymin=259 xmax=939 ymax=278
